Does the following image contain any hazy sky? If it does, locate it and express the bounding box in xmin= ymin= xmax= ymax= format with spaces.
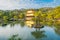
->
xmin=0 ymin=0 xmax=60 ymax=10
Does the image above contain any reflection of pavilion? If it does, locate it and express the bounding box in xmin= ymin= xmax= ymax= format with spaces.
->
xmin=25 ymin=21 xmax=34 ymax=27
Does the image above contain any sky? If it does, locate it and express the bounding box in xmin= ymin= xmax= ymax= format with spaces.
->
xmin=0 ymin=0 xmax=60 ymax=10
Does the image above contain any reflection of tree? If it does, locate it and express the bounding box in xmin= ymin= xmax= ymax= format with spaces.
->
xmin=0 ymin=20 xmax=25 ymax=27
xmin=8 ymin=34 xmax=21 ymax=40
xmin=31 ymin=28 xmax=46 ymax=39
xmin=19 ymin=20 xmax=25 ymax=27
xmin=10 ymin=21 xmax=17 ymax=27
xmin=1 ymin=21 xmax=8 ymax=27
xmin=54 ymin=25 xmax=60 ymax=35
xmin=9 ymin=20 xmax=25 ymax=27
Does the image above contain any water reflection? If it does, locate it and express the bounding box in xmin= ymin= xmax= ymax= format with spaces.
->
xmin=31 ymin=30 xmax=46 ymax=39
xmin=54 ymin=25 xmax=60 ymax=35
xmin=31 ymin=27 xmax=46 ymax=40
xmin=0 ymin=19 xmax=60 ymax=40
xmin=25 ymin=21 xmax=34 ymax=28
xmin=8 ymin=34 xmax=21 ymax=40
xmin=25 ymin=19 xmax=46 ymax=39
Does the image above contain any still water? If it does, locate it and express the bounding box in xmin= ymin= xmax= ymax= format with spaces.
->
xmin=0 ymin=21 xmax=60 ymax=40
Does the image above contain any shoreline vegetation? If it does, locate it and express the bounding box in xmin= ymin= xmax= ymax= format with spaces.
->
xmin=0 ymin=6 xmax=60 ymax=26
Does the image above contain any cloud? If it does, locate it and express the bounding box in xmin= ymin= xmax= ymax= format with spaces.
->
xmin=0 ymin=0 xmax=20 ymax=10
xmin=0 ymin=0 xmax=60 ymax=10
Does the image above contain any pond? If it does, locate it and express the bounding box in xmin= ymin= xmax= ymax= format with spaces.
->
xmin=0 ymin=20 xmax=60 ymax=40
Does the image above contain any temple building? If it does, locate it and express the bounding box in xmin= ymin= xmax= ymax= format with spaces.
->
xmin=25 ymin=10 xmax=35 ymax=27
